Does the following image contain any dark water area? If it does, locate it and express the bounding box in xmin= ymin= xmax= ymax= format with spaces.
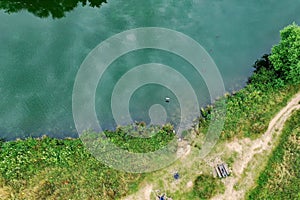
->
xmin=0 ymin=0 xmax=300 ymax=140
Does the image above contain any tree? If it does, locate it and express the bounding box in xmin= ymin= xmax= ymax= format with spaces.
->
xmin=269 ymin=23 xmax=300 ymax=84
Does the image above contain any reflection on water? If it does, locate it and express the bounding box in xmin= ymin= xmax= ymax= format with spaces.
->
xmin=0 ymin=0 xmax=300 ymax=140
xmin=0 ymin=0 xmax=106 ymax=18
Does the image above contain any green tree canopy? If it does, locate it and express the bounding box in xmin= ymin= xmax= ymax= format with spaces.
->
xmin=269 ymin=23 xmax=300 ymax=84
xmin=0 ymin=0 xmax=107 ymax=19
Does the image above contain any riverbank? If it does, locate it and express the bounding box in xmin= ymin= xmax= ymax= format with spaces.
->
xmin=0 ymin=24 xmax=299 ymax=199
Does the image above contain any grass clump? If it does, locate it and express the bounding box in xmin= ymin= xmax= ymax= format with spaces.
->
xmin=104 ymin=123 xmax=175 ymax=153
xmin=192 ymin=175 xmax=225 ymax=199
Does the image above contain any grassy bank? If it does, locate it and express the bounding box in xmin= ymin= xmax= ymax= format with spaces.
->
xmin=0 ymin=125 xmax=176 ymax=199
xmin=247 ymin=110 xmax=300 ymax=200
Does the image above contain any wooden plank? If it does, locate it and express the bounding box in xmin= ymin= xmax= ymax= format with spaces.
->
xmin=218 ymin=165 xmax=227 ymax=177
xmin=215 ymin=167 xmax=222 ymax=178
xmin=222 ymin=163 xmax=230 ymax=176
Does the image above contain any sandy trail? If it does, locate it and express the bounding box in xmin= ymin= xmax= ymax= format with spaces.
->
xmin=121 ymin=141 xmax=191 ymax=200
xmin=212 ymin=91 xmax=300 ymax=200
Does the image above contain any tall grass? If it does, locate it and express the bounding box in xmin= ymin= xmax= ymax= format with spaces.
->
xmin=247 ymin=110 xmax=300 ymax=200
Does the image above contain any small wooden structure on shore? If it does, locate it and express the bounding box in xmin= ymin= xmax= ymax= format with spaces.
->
xmin=215 ymin=163 xmax=230 ymax=178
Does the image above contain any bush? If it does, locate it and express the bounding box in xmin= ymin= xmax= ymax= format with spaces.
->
xmin=193 ymin=175 xmax=225 ymax=199
xmin=269 ymin=23 xmax=300 ymax=84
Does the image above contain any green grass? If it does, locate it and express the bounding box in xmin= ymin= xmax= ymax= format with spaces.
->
xmin=247 ymin=110 xmax=300 ymax=200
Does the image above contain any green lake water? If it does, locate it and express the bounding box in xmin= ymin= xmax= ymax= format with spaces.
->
xmin=0 ymin=0 xmax=299 ymax=140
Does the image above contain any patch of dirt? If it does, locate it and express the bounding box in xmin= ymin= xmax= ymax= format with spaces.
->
xmin=0 ymin=187 xmax=12 ymax=200
xmin=186 ymin=181 xmax=193 ymax=188
xmin=123 ymin=184 xmax=153 ymax=200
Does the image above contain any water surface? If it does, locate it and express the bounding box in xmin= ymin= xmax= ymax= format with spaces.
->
xmin=0 ymin=0 xmax=299 ymax=139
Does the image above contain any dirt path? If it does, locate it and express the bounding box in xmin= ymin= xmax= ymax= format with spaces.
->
xmin=212 ymin=91 xmax=300 ymax=200
xmin=121 ymin=141 xmax=192 ymax=200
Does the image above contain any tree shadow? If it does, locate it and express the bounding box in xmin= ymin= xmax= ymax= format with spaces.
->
xmin=0 ymin=0 xmax=107 ymax=19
